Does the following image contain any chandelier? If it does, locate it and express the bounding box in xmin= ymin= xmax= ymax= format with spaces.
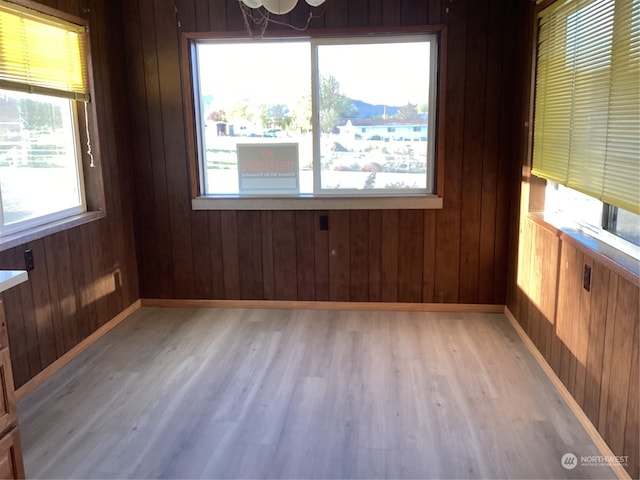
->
xmin=238 ymin=0 xmax=326 ymax=36
xmin=239 ymin=0 xmax=326 ymax=15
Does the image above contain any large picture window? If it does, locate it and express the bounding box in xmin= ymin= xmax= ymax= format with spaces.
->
xmin=0 ymin=0 xmax=91 ymax=239
xmin=186 ymin=31 xmax=440 ymax=207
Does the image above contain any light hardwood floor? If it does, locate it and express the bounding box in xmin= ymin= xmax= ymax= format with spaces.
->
xmin=18 ymin=307 xmax=615 ymax=479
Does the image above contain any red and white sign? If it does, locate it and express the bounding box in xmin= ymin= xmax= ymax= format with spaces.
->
xmin=237 ymin=143 xmax=299 ymax=194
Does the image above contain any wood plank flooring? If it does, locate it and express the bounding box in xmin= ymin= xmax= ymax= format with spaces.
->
xmin=18 ymin=307 xmax=615 ymax=479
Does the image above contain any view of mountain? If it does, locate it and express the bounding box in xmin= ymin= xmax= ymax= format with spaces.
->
xmin=350 ymin=99 xmax=400 ymax=119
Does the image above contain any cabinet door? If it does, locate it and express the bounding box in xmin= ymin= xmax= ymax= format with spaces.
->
xmin=0 ymin=349 xmax=16 ymax=436
xmin=0 ymin=428 xmax=24 ymax=479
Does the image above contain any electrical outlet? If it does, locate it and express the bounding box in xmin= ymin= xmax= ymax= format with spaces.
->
xmin=24 ymin=248 xmax=34 ymax=271
xmin=319 ymin=214 xmax=329 ymax=231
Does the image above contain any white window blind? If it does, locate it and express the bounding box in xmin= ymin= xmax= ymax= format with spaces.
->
xmin=532 ymin=0 xmax=639 ymax=215
xmin=0 ymin=0 xmax=89 ymax=101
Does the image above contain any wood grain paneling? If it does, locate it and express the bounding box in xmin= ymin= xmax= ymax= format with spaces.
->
xmin=0 ymin=0 xmax=139 ymax=389
xmin=459 ymin=0 xmax=487 ymax=304
xmin=380 ymin=210 xmax=399 ymax=302
xmin=397 ymin=210 xmax=423 ymax=303
xmin=207 ymin=211 xmax=226 ymax=299
xmin=0 ymin=1 xmax=633 ymax=477
xmin=328 ymin=211 xmax=350 ymax=302
xmin=624 ymin=324 xmax=639 ymax=478
xmin=295 ymin=211 xmax=316 ymax=301
xmin=509 ymin=218 xmax=639 ymax=480
xmin=124 ymin=0 xmax=516 ymax=308
xmin=260 ymin=211 xmax=276 ymax=300
xmin=237 ymin=211 xmax=264 ymax=300
xmin=367 ymin=210 xmax=382 ymax=302
xmin=349 ymin=211 xmax=369 ymax=302
xmin=314 ymin=215 xmax=330 ymax=302
xmin=220 ymin=211 xmax=240 ymax=299
xmin=434 ymin=0 xmax=465 ymax=304
xmin=272 ymin=212 xmax=298 ymax=301
xmin=422 ymin=210 xmax=436 ymax=302
xmin=190 ymin=211 xmax=213 ymax=299
xmin=601 ymin=277 xmax=637 ymax=457
xmin=506 ymin=1 xmax=639 ymax=477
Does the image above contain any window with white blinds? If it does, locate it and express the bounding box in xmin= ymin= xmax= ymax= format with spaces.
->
xmin=532 ymin=0 xmax=639 ymax=215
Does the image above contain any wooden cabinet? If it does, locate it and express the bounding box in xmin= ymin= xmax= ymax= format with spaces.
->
xmin=0 ymin=349 xmax=16 ymax=437
xmin=0 ymin=300 xmax=24 ymax=479
xmin=0 ymin=429 xmax=23 ymax=480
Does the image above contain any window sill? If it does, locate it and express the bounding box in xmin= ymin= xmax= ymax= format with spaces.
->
xmin=0 ymin=210 xmax=105 ymax=252
xmin=192 ymin=194 xmax=444 ymax=211
xmin=528 ymin=212 xmax=640 ymax=285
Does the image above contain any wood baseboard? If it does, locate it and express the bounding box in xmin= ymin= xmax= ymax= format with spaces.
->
xmin=15 ymin=300 xmax=141 ymax=402
xmin=503 ymin=306 xmax=631 ymax=480
xmin=140 ymin=298 xmax=505 ymax=313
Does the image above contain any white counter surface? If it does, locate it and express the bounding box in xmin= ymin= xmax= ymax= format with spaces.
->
xmin=0 ymin=270 xmax=28 ymax=294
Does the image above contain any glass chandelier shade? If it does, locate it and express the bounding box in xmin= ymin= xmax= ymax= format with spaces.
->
xmin=240 ymin=0 xmax=326 ymax=15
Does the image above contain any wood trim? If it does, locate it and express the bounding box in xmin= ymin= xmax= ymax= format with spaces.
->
xmin=504 ymin=306 xmax=632 ymax=480
xmin=435 ymin=25 xmax=447 ymax=198
xmin=181 ymin=24 xmax=447 ymax=39
xmin=192 ymin=195 xmax=444 ymax=211
xmin=536 ymin=0 xmax=558 ymax=14
xmin=0 ymin=208 xmax=105 ymax=253
xmin=180 ymin=32 xmax=200 ymax=200
xmin=140 ymin=298 xmax=504 ymax=313
xmin=82 ymin=35 xmax=106 ymax=213
xmin=525 ymin=0 xmax=539 ymax=173
xmin=15 ymin=300 xmax=141 ymax=402
xmin=181 ymin=24 xmax=447 ymax=202
xmin=0 ymin=0 xmax=89 ymax=26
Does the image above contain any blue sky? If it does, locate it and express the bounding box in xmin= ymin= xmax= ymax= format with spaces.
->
xmin=198 ymin=37 xmax=431 ymax=109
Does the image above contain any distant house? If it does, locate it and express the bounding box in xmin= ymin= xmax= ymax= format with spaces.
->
xmin=205 ymin=118 xmax=264 ymax=137
xmin=337 ymin=119 xmax=428 ymax=141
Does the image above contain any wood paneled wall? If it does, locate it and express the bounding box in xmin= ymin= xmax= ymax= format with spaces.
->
xmin=508 ymin=217 xmax=639 ymax=479
xmin=0 ymin=2 xmax=635 ymax=476
xmin=506 ymin=4 xmax=639 ymax=477
xmin=122 ymin=0 xmax=523 ymax=305
xmin=0 ymin=0 xmax=139 ymax=389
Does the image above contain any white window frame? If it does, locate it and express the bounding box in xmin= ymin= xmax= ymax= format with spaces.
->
xmin=0 ymin=95 xmax=87 ymax=237
xmin=542 ymin=182 xmax=640 ymax=262
xmin=183 ymin=27 xmax=445 ymax=211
